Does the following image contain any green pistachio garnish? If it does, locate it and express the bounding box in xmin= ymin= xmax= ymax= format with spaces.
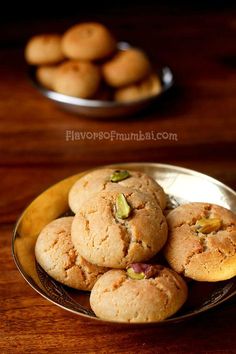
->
xmin=115 ymin=193 xmax=131 ymax=219
xmin=110 ymin=170 xmax=130 ymax=183
xmin=195 ymin=217 xmax=222 ymax=234
xmin=127 ymin=267 xmax=145 ymax=280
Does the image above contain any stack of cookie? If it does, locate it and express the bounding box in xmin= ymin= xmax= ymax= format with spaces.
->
xmin=35 ymin=168 xmax=236 ymax=323
xmin=25 ymin=22 xmax=162 ymax=102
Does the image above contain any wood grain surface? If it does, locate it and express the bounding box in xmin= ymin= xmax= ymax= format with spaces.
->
xmin=1 ymin=3 xmax=236 ymax=353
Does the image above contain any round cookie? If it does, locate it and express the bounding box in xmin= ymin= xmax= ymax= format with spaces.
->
xmin=102 ymin=48 xmax=151 ymax=87
xmin=114 ymin=73 xmax=162 ymax=102
xmin=53 ymin=60 xmax=101 ymax=98
xmin=62 ymin=22 xmax=116 ymax=60
xmin=36 ymin=65 xmax=58 ymax=89
xmin=164 ymin=202 xmax=236 ymax=281
xmin=90 ymin=265 xmax=188 ymax=322
xmin=71 ymin=190 xmax=168 ymax=268
xmin=35 ymin=217 xmax=107 ymax=290
xmin=25 ymin=34 xmax=64 ymax=65
xmin=69 ymin=168 xmax=167 ymax=213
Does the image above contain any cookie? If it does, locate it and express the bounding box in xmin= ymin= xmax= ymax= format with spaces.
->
xmin=36 ymin=65 xmax=58 ymax=90
xmin=164 ymin=202 xmax=236 ymax=281
xmin=35 ymin=217 xmax=107 ymax=290
xmin=68 ymin=168 xmax=167 ymax=213
xmin=71 ymin=190 xmax=168 ymax=268
xmin=114 ymin=73 xmax=162 ymax=102
xmin=25 ymin=34 xmax=64 ymax=65
xmin=90 ymin=265 xmax=188 ymax=322
xmin=62 ymin=22 xmax=116 ymax=60
xmin=102 ymin=48 xmax=151 ymax=87
xmin=53 ymin=60 xmax=101 ymax=98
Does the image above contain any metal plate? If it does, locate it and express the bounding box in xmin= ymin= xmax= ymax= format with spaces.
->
xmin=12 ymin=163 xmax=236 ymax=325
xmin=28 ymin=42 xmax=174 ymax=118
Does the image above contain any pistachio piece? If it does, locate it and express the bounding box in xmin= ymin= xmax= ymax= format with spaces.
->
xmin=195 ymin=217 xmax=222 ymax=234
xmin=127 ymin=263 xmax=163 ymax=279
xmin=127 ymin=267 xmax=145 ymax=280
xmin=115 ymin=193 xmax=131 ymax=219
xmin=110 ymin=170 xmax=130 ymax=182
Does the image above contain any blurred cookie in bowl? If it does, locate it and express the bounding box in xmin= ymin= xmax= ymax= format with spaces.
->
xmin=61 ymin=22 xmax=117 ymax=61
xmin=68 ymin=168 xmax=167 ymax=213
xmin=35 ymin=217 xmax=108 ymax=290
xmin=25 ymin=34 xmax=64 ymax=65
xmin=24 ymin=21 xmax=173 ymax=117
xmin=36 ymin=65 xmax=58 ymax=90
xmin=102 ymin=48 xmax=152 ymax=87
xmin=53 ymin=60 xmax=101 ymax=98
xmin=114 ymin=73 xmax=162 ymax=102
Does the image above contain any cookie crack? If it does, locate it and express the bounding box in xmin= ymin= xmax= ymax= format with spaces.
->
xmin=183 ymin=248 xmax=203 ymax=276
xmin=227 ymin=236 xmax=236 ymax=250
xmin=160 ymin=272 xmax=181 ymax=290
xmin=43 ymin=234 xmax=61 ymax=252
xmin=223 ymin=222 xmax=236 ymax=231
xmin=199 ymin=236 xmax=209 ymax=252
xmin=102 ymin=179 xmax=111 ymax=191
xmin=135 ymin=201 xmax=148 ymax=211
xmin=66 ymin=261 xmax=87 ymax=283
xmin=99 ymin=226 xmax=110 ymax=245
xmin=121 ymin=221 xmax=133 ymax=258
xmin=216 ymin=248 xmax=228 ymax=264
xmin=103 ymin=276 xmax=126 ymax=293
xmin=172 ymin=205 xmax=212 ymax=230
xmin=148 ymin=279 xmax=169 ymax=308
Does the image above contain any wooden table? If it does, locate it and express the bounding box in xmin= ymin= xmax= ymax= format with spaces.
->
xmin=1 ymin=3 xmax=236 ymax=353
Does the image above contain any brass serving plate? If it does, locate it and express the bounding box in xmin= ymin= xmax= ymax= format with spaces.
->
xmin=12 ymin=163 xmax=236 ymax=324
xmin=29 ymin=42 xmax=174 ymax=118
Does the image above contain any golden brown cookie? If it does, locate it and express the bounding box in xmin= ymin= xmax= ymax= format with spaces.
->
xmin=68 ymin=168 xmax=167 ymax=213
xmin=114 ymin=73 xmax=162 ymax=102
xmin=164 ymin=202 xmax=236 ymax=281
xmin=90 ymin=265 xmax=188 ymax=322
xmin=62 ymin=22 xmax=116 ymax=60
xmin=102 ymin=48 xmax=151 ymax=87
xmin=25 ymin=34 xmax=64 ymax=65
xmin=35 ymin=217 xmax=107 ymax=290
xmin=53 ymin=60 xmax=101 ymax=98
xmin=71 ymin=190 xmax=168 ymax=268
xmin=36 ymin=65 xmax=58 ymax=89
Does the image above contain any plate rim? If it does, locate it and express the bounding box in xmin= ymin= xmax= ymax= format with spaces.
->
xmin=12 ymin=162 xmax=236 ymax=325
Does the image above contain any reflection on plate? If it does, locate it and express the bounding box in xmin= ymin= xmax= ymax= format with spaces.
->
xmin=12 ymin=163 xmax=236 ymax=325
xmin=28 ymin=42 xmax=174 ymax=118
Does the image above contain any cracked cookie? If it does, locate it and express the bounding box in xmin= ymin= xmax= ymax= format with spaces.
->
xmin=71 ymin=190 xmax=168 ymax=268
xmin=164 ymin=202 xmax=236 ymax=281
xmin=90 ymin=265 xmax=187 ymax=322
xmin=35 ymin=217 xmax=107 ymax=290
xmin=69 ymin=168 xmax=167 ymax=214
